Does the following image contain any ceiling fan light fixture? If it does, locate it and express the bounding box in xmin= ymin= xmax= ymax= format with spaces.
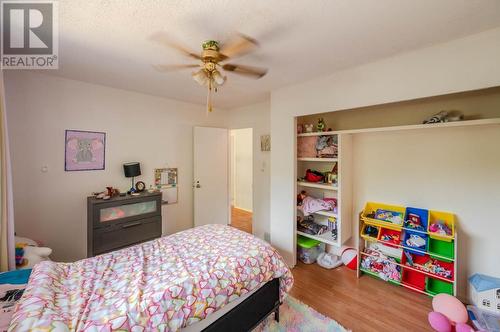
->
xmin=192 ymin=69 xmax=208 ymax=86
xmin=212 ymin=70 xmax=226 ymax=86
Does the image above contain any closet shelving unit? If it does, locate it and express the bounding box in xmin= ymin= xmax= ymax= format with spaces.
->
xmin=295 ymin=130 xmax=353 ymax=249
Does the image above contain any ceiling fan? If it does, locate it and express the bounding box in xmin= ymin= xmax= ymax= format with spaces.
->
xmin=151 ymin=32 xmax=268 ymax=113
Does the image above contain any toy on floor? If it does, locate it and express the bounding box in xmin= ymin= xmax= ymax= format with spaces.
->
xmin=428 ymin=293 xmax=475 ymax=332
xmin=341 ymin=247 xmax=358 ymax=270
xmin=316 ymin=252 xmax=343 ymax=269
xmin=15 ymin=236 xmax=52 ymax=269
xmin=430 ymin=220 xmax=452 ymax=236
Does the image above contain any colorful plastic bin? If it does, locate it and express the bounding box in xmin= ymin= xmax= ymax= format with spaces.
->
xmin=404 ymin=207 xmax=429 ymax=233
xmin=428 ymin=238 xmax=454 ymax=262
xmin=297 ymin=236 xmax=324 ymax=264
xmin=403 ymin=230 xmax=428 ymax=256
xmin=426 ymin=277 xmax=454 ymax=296
xmin=377 ymin=227 xmax=402 ymax=248
xmin=402 ymin=268 xmax=426 ymax=291
xmin=361 ymin=223 xmax=380 ymax=241
xmin=428 ymin=210 xmax=455 ymax=242
xmin=361 ymin=202 xmax=406 ymax=231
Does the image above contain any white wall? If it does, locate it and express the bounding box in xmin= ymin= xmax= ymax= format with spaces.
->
xmin=225 ymin=101 xmax=270 ymax=240
xmin=270 ymin=26 xmax=500 ymax=295
xmin=4 ymin=71 xmax=227 ymax=262
xmin=230 ymin=128 xmax=253 ymax=212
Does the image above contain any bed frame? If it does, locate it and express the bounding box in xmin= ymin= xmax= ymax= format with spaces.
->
xmin=202 ymin=278 xmax=280 ymax=331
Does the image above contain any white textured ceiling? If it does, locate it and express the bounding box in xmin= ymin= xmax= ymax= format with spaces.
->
xmin=45 ymin=0 xmax=500 ymax=109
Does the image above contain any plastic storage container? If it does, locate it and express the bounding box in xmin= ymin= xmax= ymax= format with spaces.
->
xmin=426 ymin=277 xmax=454 ymax=296
xmin=428 ymin=238 xmax=454 ymax=262
xmin=402 ymin=268 xmax=426 ymax=291
xmin=404 ymin=207 xmax=429 ymax=233
xmin=403 ymin=230 xmax=428 ymax=256
xmin=428 ymin=210 xmax=455 ymax=242
xmin=297 ymin=236 xmax=324 ymax=264
xmin=377 ymin=228 xmax=402 ymax=248
xmin=361 ymin=223 xmax=380 ymax=241
xmin=361 ymin=202 xmax=405 ymax=230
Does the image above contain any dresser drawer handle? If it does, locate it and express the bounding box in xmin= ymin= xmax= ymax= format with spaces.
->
xmin=122 ymin=222 xmax=141 ymax=229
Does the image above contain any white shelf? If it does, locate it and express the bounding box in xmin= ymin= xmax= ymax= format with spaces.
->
xmin=297 ymin=230 xmax=339 ymax=246
xmin=297 ymin=181 xmax=338 ymax=191
xmin=297 ymin=157 xmax=338 ymax=162
xmin=297 ymin=207 xmax=337 ymax=218
xmin=298 ymin=131 xmax=337 ymax=137
xmin=297 ymin=118 xmax=500 ymax=137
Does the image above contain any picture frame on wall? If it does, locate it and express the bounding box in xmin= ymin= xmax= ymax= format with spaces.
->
xmin=261 ymin=134 xmax=271 ymax=151
xmin=65 ymin=130 xmax=106 ymax=171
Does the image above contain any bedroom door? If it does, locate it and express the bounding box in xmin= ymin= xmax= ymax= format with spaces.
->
xmin=194 ymin=127 xmax=229 ymax=227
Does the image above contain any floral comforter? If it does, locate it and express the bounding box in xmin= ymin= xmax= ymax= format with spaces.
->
xmin=9 ymin=225 xmax=293 ymax=331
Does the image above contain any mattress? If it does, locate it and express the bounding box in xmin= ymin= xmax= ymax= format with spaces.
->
xmin=9 ymin=224 xmax=293 ymax=331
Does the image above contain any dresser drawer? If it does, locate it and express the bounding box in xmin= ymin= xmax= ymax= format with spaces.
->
xmin=92 ymin=216 xmax=161 ymax=255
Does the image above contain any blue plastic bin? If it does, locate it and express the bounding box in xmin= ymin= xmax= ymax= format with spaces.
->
xmin=404 ymin=207 xmax=429 ymax=232
xmin=403 ymin=230 xmax=428 ymax=256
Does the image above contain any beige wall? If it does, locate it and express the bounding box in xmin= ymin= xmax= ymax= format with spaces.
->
xmin=269 ymin=26 xmax=500 ymax=300
xmin=4 ymin=71 xmax=228 ymax=262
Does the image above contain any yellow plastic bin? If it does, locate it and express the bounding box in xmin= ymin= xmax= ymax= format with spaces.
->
xmin=360 ymin=223 xmax=380 ymax=241
xmin=428 ymin=210 xmax=455 ymax=242
xmin=361 ymin=202 xmax=405 ymax=231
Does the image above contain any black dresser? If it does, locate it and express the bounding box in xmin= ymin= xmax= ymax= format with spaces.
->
xmin=87 ymin=192 xmax=162 ymax=257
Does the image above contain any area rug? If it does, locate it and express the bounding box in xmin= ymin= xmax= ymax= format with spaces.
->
xmin=254 ymin=296 xmax=349 ymax=332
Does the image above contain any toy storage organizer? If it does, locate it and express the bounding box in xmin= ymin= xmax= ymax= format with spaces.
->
xmin=358 ymin=202 xmax=457 ymax=297
xmin=295 ymin=132 xmax=353 ymax=262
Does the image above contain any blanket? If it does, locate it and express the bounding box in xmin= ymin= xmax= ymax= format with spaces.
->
xmin=8 ymin=225 xmax=293 ymax=331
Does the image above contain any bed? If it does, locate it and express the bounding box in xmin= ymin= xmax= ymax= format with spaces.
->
xmin=8 ymin=224 xmax=293 ymax=331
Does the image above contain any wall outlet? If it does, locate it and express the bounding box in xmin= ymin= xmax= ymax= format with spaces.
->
xmin=264 ymin=232 xmax=271 ymax=242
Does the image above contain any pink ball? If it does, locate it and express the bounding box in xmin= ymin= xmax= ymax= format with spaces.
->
xmin=455 ymin=323 xmax=474 ymax=332
xmin=432 ymin=294 xmax=468 ymax=324
xmin=428 ymin=311 xmax=451 ymax=332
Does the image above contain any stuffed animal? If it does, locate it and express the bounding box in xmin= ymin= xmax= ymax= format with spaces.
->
xmin=428 ymin=293 xmax=475 ymax=332
xmin=15 ymin=236 xmax=52 ymax=269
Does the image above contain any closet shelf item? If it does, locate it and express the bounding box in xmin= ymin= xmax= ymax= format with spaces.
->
xmin=297 ymin=207 xmax=337 ymax=218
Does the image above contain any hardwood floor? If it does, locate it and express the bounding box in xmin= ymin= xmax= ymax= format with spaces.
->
xmin=230 ymin=206 xmax=252 ymax=234
xmin=290 ymin=262 xmax=433 ymax=331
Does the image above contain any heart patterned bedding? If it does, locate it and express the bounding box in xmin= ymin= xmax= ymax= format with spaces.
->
xmin=8 ymin=224 xmax=293 ymax=331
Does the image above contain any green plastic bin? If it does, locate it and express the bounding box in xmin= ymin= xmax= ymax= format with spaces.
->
xmin=428 ymin=238 xmax=454 ymax=262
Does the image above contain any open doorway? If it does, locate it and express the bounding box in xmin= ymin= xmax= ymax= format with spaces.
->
xmin=229 ymin=128 xmax=253 ymax=234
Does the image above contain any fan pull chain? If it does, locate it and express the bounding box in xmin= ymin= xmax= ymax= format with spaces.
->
xmin=207 ymin=80 xmax=213 ymax=114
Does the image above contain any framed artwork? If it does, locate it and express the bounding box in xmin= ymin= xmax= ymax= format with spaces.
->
xmin=65 ymin=130 xmax=106 ymax=171
xmin=154 ymin=168 xmax=178 ymax=187
xmin=261 ymin=135 xmax=271 ymax=151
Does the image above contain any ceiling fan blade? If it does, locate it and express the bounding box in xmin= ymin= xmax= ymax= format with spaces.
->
xmin=150 ymin=32 xmax=201 ymax=60
xmin=220 ymin=33 xmax=259 ymax=60
xmin=153 ymin=64 xmax=200 ymax=72
xmin=222 ymin=63 xmax=267 ymax=78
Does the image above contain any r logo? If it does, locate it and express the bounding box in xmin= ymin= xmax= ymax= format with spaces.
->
xmin=2 ymin=2 xmax=53 ymax=54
